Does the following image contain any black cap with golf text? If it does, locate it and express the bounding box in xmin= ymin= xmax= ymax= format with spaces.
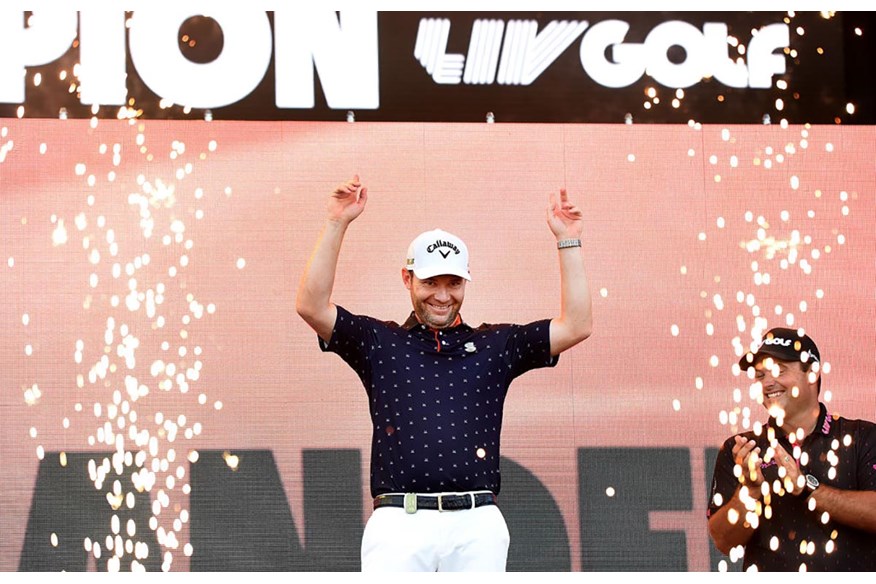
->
xmin=738 ymin=327 xmax=821 ymax=369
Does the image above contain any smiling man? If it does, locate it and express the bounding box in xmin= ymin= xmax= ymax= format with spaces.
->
xmin=401 ymin=229 xmax=469 ymax=330
xmin=707 ymin=328 xmax=876 ymax=571
xmin=296 ymin=175 xmax=592 ymax=572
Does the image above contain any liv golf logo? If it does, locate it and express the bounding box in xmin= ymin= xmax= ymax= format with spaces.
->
xmin=415 ymin=18 xmax=789 ymax=89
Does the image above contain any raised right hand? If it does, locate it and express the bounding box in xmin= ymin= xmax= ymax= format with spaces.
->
xmin=328 ymin=174 xmax=368 ymax=224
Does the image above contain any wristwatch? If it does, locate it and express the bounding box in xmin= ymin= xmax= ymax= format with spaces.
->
xmin=805 ymin=474 xmax=820 ymax=493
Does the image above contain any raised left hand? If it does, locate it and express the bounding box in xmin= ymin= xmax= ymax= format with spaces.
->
xmin=547 ymin=188 xmax=583 ymax=240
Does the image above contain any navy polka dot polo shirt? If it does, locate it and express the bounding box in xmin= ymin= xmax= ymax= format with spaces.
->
xmin=320 ymin=305 xmax=558 ymax=497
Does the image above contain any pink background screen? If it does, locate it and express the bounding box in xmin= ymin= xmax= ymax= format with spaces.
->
xmin=1 ymin=120 xmax=873 ymax=571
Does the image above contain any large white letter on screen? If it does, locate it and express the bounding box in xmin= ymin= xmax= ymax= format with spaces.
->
xmin=79 ymin=10 xmax=128 ymax=106
xmin=644 ymin=21 xmax=708 ymax=89
xmin=129 ymin=8 xmax=272 ymax=108
xmin=580 ymin=20 xmax=643 ymax=89
xmin=747 ymin=23 xmax=788 ymax=88
xmin=274 ymin=10 xmax=379 ymax=109
xmin=705 ymin=23 xmax=749 ymax=89
xmin=0 ymin=10 xmax=77 ymax=103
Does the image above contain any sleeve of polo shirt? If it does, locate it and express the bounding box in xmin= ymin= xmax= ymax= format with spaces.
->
xmin=856 ymin=420 xmax=876 ymax=491
xmin=318 ymin=305 xmax=376 ymax=380
xmin=707 ymin=436 xmax=742 ymax=519
xmin=505 ymin=319 xmax=559 ymax=380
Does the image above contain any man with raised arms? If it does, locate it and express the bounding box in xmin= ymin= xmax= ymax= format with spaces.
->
xmin=296 ymin=175 xmax=592 ymax=571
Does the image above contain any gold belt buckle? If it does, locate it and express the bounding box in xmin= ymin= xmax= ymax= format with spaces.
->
xmin=404 ymin=493 xmax=417 ymax=514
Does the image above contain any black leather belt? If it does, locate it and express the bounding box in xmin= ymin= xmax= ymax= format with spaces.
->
xmin=373 ymin=492 xmax=497 ymax=513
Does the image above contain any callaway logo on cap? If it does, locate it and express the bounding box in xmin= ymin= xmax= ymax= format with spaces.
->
xmin=739 ymin=327 xmax=820 ymax=369
xmin=405 ymin=229 xmax=471 ymax=281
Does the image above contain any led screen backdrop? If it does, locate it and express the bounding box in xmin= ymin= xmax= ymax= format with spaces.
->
xmin=1 ymin=120 xmax=874 ymax=571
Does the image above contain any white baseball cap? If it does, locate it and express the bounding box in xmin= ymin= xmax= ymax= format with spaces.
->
xmin=405 ymin=229 xmax=471 ymax=281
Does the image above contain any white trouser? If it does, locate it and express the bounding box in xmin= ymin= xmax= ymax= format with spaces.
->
xmin=361 ymin=503 xmax=510 ymax=572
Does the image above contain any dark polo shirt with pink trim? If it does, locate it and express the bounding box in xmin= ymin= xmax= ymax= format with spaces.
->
xmin=708 ymin=403 xmax=876 ymax=571
xmin=320 ymin=305 xmax=557 ymax=498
